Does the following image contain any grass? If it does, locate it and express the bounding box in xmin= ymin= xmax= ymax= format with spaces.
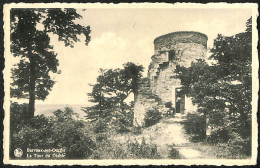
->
xmin=84 ymin=117 xmax=251 ymax=159
xmin=81 ymin=123 xmax=162 ymax=159
xmin=191 ymin=142 xmax=251 ymax=159
xmin=90 ymin=134 xmax=161 ymax=159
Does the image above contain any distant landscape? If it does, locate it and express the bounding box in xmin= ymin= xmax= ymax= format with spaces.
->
xmin=35 ymin=104 xmax=88 ymax=119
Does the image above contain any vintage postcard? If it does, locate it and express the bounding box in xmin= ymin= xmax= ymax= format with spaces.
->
xmin=3 ymin=3 xmax=258 ymax=166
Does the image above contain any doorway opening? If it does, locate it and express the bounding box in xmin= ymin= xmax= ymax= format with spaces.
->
xmin=175 ymin=87 xmax=185 ymax=114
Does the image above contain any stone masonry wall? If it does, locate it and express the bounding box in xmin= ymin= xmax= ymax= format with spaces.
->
xmin=154 ymin=31 xmax=207 ymax=50
xmin=150 ymin=42 xmax=206 ymax=104
xmin=133 ymin=78 xmax=162 ymax=126
xmin=134 ymin=31 xmax=207 ymax=126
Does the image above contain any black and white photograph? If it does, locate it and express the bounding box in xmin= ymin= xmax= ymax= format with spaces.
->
xmin=3 ymin=3 xmax=258 ymax=166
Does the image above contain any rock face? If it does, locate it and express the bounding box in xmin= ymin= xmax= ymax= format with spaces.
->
xmin=134 ymin=31 xmax=207 ymax=126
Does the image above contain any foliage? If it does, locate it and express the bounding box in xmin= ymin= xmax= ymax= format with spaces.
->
xmin=127 ymin=138 xmax=161 ymax=159
xmin=50 ymin=107 xmax=96 ymax=159
xmin=175 ymin=18 xmax=252 ymax=147
xmin=10 ymin=102 xmax=28 ymax=131
xmin=226 ymin=132 xmax=251 ymax=157
xmin=83 ymin=63 xmax=143 ymax=132
xmin=95 ymin=133 xmax=108 ymax=142
xmin=168 ymin=144 xmax=181 ymax=159
xmin=144 ymin=107 xmax=162 ymax=127
xmin=183 ymin=113 xmax=206 ymax=142
xmin=131 ymin=126 xmax=143 ymax=135
xmin=93 ymin=118 xmax=108 ymax=134
xmin=202 ymin=133 xmax=251 ymax=159
xmin=165 ymin=101 xmax=172 ymax=108
xmin=90 ymin=138 xmax=161 ymax=159
xmin=10 ymin=8 xmax=91 ymax=118
xmin=112 ymin=111 xmax=132 ymax=133
xmin=123 ymin=62 xmax=144 ymax=101
xmin=10 ymin=103 xmax=95 ymax=159
xmin=164 ymin=102 xmax=175 ymax=117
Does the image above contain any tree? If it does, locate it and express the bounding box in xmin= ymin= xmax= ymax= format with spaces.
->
xmin=123 ymin=62 xmax=144 ymax=102
xmin=85 ymin=69 xmax=115 ymax=133
xmin=175 ymin=18 xmax=252 ymax=142
xmin=10 ymin=8 xmax=91 ymax=119
xmin=84 ymin=62 xmax=143 ymax=130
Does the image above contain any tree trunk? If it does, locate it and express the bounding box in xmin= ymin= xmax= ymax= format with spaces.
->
xmin=133 ymin=89 xmax=138 ymax=103
xmin=120 ymin=99 xmax=125 ymax=114
xmin=133 ymin=79 xmax=138 ymax=103
xmin=28 ymin=54 xmax=36 ymax=119
xmin=202 ymin=114 xmax=207 ymax=140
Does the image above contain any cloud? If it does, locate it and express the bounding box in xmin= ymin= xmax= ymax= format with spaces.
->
xmin=36 ymin=8 xmax=251 ymax=105
xmin=86 ymin=32 xmax=129 ymax=69
xmin=41 ymin=32 xmax=130 ymax=104
xmin=91 ymin=32 xmax=127 ymax=50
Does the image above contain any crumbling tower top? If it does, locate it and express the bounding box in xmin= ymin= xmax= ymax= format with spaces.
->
xmin=154 ymin=31 xmax=208 ymax=51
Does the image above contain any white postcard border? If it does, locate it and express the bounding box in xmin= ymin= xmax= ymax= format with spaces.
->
xmin=3 ymin=2 xmax=259 ymax=166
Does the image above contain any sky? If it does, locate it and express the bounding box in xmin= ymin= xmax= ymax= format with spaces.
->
xmin=10 ymin=6 xmax=252 ymax=105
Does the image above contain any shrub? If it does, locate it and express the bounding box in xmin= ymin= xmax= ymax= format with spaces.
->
xmin=164 ymin=102 xmax=175 ymax=117
xmin=51 ymin=108 xmax=96 ymax=159
xmin=10 ymin=102 xmax=28 ymax=130
xmin=131 ymin=126 xmax=142 ymax=135
xmin=9 ymin=102 xmax=51 ymax=158
xmin=227 ymin=133 xmax=251 ymax=157
xmin=90 ymin=137 xmax=161 ymax=159
xmin=206 ymin=128 xmax=230 ymax=143
xmin=127 ymin=138 xmax=161 ymax=159
xmin=210 ymin=132 xmax=251 ymax=159
xmin=93 ymin=119 xmax=107 ymax=134
xmin=95 ymin=133 xmax=107 ymax=142
xmin=183 ymin=113 xmax=206 ymax=142
xmin=90 ymin=138 xmax=125 ymax=159
xmin=144 ymin=107 xmax=162 ymax=127
xmin=10 ymin=103 xmax=96 ymax=159
xmin=168 ymin=144 xmax=181 ymax=159
xmin=112 ymin=112 xmax=131 ymax=133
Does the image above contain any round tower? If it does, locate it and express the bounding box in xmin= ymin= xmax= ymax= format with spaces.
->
xmin=148 ymin=31 xmax=208 ymax=113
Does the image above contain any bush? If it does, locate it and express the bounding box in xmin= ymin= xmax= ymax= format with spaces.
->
xmin=168 ymin=144 xmax=181 ymax=159
xmin=90 ymin=138 xmax=124 ymax=159
xmin=131 ymin=126 xmax=142 ymax=135
xmin=127 ymin=138 xmax=161 ymax=159
xmin=144 ymin=108 xmax=162 ymax=127
xmin=164 ymin=102 xmax=175 ymax=117
xmin=227 ymin=133 xmax=251 ymax=157
xmin=10 ymin=102 xmax=28 ymax=130
xmin=183 ymin=113 xmax=206 ymax=142
xmin=112 ymin=112 xmax=131 ymax=133
xmin=95 ymin=133 xmax=107 ymax=142
xmin=10 ymin=114 xmax=54 ymax=159
xmin=206 ymin=128 xmax=230 ymax=143
xmin=93 ymin=119 xmax=107 ymax=134
xmin=90 ymin=137 xmax=161 ymax=159
xmin=51 ymin=108 xmax=96 ymax=159
xmin=10 ymin=103 xmax=96 ymax=159
xmin=208 ymin=132 xmax=251 ymax=159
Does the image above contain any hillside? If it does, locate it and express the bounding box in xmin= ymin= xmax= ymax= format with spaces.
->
xmin=35 ymin=104 xmax=88 ymax=118
xmin=113 ymin=114 xmax=215 ymax=159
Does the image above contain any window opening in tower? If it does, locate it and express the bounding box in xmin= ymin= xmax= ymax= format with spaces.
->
xmin=168 ymin=50 xmax=176 ymax=62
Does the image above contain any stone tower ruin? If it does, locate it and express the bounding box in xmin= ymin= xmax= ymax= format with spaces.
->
xmin=134 ymin=31 xmax=208 ymax=126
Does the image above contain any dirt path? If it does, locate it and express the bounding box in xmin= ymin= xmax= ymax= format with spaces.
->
xmin=114 ymin=114 xmax=215 ymax=159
